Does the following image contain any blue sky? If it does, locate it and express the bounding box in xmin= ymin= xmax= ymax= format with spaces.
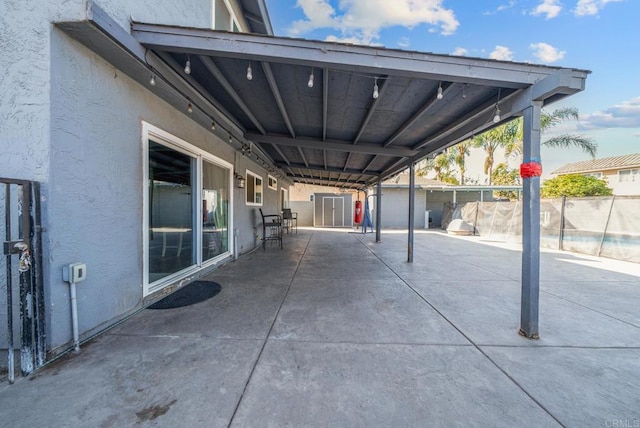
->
xmin=264 ymin=0 xmax=639 ymax=179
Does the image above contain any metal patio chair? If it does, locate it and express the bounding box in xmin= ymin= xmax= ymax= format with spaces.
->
xmin=282 ymin=208 xmax=298 ymax=234
xmin=259 ymin=208 xmax=283 ymax=250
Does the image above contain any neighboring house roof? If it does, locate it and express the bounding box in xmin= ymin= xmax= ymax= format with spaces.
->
xmin=552 ymin=153 xmax=640 ymax=175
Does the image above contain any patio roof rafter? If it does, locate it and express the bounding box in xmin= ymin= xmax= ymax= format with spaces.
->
xmin=275 ymin=162 xmax=378 ymax=177
xmin=261 ymin=62 xmax=296 ymax=138
xmin=245 ymin=133 xmax=418 ymax=157
xmin=198 ymin=55 xmax=266 ymax=135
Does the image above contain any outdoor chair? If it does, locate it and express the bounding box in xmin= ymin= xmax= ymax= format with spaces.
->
xmin=282 ymin=208 xmax=298 ymax=234
xmin=259 ymin=208 xmax=283 ymax=250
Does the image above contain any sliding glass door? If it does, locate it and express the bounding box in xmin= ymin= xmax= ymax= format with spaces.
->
xmin=144 ymin=123 xmax=233 ymax=295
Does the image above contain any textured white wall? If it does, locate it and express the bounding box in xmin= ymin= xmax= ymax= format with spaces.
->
xmin=2 ymin=0 xmax=277 ymax=352
xmin=378 ymin=188 xmax=427 ymax=229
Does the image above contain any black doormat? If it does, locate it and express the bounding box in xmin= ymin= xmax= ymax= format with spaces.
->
xmin=148 ymin=281 xmax=222 ymax=310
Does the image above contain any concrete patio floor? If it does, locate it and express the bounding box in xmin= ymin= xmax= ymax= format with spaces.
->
xmin=1 ymin=228 xmax=639 ymax=427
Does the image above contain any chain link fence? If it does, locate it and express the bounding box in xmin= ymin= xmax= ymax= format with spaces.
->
xmin=451 ymin=196 xmax=640 ymax=263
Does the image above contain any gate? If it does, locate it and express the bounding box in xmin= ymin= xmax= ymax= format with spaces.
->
xmin=1 ymin=178 xmax=46 ymax=384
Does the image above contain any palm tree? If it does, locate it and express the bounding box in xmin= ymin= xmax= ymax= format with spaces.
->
xmin=505 ymin=107 xmax=597 ymax=159
xmin=453 ymin=140 xmax=471 ymax=185
xmin=417 ymin=150 xmax=458 ymax=184
xmin=472 ymin=123 xmax=517 ymax=185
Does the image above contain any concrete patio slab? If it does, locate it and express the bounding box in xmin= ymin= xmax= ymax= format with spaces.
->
xmin=271 ymin=278 xmax=468 ymax=344
xmin=1 ymin=228 xmax=638 ymax=427
xmin=482 ymin=347 xmax=640 ymax=427
xmin=0 ymin=334 xmax=262 ymax=427
xmin=231 ymin=340 xmax=560 ymax=428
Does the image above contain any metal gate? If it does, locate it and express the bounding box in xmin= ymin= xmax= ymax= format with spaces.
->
xmin=1 ymin=178 xmax=45 ymax=384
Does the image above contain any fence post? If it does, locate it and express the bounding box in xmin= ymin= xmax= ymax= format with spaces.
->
xmin=597 ymin=196 xmax=616 ymax=257
xmin=558 ymin=196 xmax=566 ymax=251
xmin=473 ymin=201 xmax=480 ymax=235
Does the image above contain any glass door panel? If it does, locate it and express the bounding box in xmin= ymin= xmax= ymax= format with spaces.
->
xmin=202 ymin=160 xmax=230 ymax=261
xmin=148 ymin=141 xmax=195 ymax=282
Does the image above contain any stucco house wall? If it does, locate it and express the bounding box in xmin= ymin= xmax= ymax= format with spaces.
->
xmin=378 ymin=188 xmax=427 ymax=229
xmin=1 ymin=0 xmax=285 ymax=355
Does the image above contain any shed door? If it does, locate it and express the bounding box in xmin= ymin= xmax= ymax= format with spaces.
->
xmin=322 ymin=197 xmax=344 ymax=227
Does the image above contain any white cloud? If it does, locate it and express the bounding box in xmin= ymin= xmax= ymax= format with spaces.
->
xmin=531 ymin=0 xmax=562 ymax=19
xmin=530 ymin=42 xmax=566 ymax=63
xmin=483 ymin=1 xmax=517 ymax=15
xmin=452 ymin=47 xmax=468 ymax=56
xmin=489 ymin=45 xmax=514 ymax=61
xmin=290 ymin=0 xmax=459 ymax=46
xmin=398 ymin=37 xmax=410 ymax=48
xmin=579 ymin=97 xmax=640 ymax=130
xmin=574 ymin=0 xmax=623 ymax=16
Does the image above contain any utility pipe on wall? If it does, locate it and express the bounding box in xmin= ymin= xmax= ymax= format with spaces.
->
xmin=69 ymin=282 xmax=80 ymax=352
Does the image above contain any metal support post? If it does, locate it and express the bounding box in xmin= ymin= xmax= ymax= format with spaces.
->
xmin=375 ymin=181 xmax=382 ymax=242
xmin=520 ymin=101 xmax=542 ymax=339
xmin=408 ymin=163 xmax=415 ymax=263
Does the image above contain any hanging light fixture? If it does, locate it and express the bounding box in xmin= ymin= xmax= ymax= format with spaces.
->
xmin=493 ymin=88 xmax=502 ymax=123
xmin=308 ymin=68 xmax=314 ymax=88
xmin=493 ymin=107 xmax=501 ymax=123
xmin=373 ymin=78 xmax=379 ymax=99
xmin=149 ymin=73 xmax=156 ymax=86
xmin=211 ymin=120 xmax=216 ymax=130
xmin=187 ymin=102 xmax=193 ymax=113
xmin=437 ymin=82 xmax=443 ymax=100
xmin=184 ymin=56 xmax=191 ymax=75
xmin=246 ymin=63 xmax=253 ymax=81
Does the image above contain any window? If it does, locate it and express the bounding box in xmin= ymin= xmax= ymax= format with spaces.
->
xmin=268 ymin=174 xmax=278 ymax=190
xmin=584 ymin=172 xmax=603 ymax=179
xmin=214 ymin=0 xmax=231 ymax=30
xmin=214 ymin=0 xmax=241 ymax=32
xmin=246 ymin=170 xmax=263 ymax=205
xmin=619 ymin=169 xmax=639 ymax=182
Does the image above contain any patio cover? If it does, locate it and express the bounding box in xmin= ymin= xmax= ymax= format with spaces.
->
xmin=56 ymin=3 xmax=590 ymax=338
xmin=57 ymin=3 xmax=589 ymax=190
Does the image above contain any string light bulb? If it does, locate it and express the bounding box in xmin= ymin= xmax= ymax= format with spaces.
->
xmin=246 ymin=63 xmax=253 ymax=81
xmin=308 ymin=69 xmax=314 ymax=88
xmin=493 ymin=88 xmax=502 ymax=123
xmin=149 ymin=74 xmax=156 ymax=86
xmin=373 ymin=78 xmax=379 ymax=99
xmin=187 ymin=102 xmax=193 ymax=113
xmin=437 ymin=82 xmax=443 ymax=100
xmin=184 ymin=56 xmax=191 ymax=75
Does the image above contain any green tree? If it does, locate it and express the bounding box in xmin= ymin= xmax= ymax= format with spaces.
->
xmin=491 ymin=163 xmax=521 ymax=199
xmin=505 ymin=107 xmax=597 ymax=159
xmin=541 ymin=174 xmax=613 ymax=198
xmin=417 ymin=150 xmax=458 ymax=184
xmin=453 ymin=140 xmax=471 ymax=185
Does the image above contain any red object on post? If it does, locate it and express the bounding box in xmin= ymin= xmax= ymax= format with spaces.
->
xmin=354 ymin=200 xmax=363 ymax=224
xmin=520 ymin=162 xmax=543 ymax=179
